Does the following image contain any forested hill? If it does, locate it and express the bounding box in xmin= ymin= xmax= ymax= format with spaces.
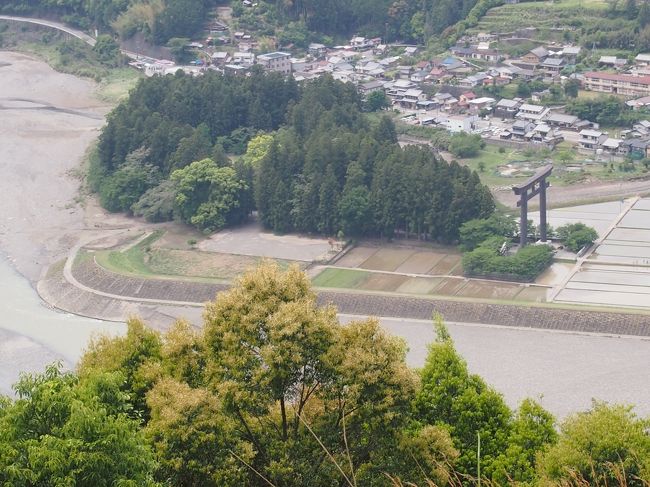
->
xmin=267 ymin=0 xmax=483 ymax=42
xmin=1 ymin=0 xmax=487 ymax=43
xmin=93 ymin=70 xmax=494 ymax=241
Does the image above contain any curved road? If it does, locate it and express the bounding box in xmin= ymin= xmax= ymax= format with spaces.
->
xmin=0 ymin=15 xmax=97 ymax=46
xmin=0 ymin=15 xmax=150 ymax=60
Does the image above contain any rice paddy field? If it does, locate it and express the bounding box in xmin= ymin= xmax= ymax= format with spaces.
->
xmin=313 ymin=246 xmax=551 ymax=303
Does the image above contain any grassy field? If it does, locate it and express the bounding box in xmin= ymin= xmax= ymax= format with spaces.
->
xmin=93 ymin=231 xmax=302 ymax=281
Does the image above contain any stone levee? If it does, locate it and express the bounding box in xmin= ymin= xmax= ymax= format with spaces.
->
xmin=58 ymin=254 xmax=650 ymax=336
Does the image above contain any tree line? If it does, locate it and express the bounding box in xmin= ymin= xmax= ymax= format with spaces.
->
xmin=1 ymin=263 xmax=649 ymax=486
xmin=94 ymin=71 xmax=494 ymax=241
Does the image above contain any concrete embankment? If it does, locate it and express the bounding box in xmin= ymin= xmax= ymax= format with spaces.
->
xmin=45 ymin=252 xmax=650 ymax=336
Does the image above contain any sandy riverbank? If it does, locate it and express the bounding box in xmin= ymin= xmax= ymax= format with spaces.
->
xmin=0 ymin=51 xmax=109 ymax=282
xmin=0 ymin=51 xmax=192 ymax=328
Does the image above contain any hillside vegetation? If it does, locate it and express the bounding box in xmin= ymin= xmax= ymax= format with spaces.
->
xmin=465 ymin=0 xmax=649 ymax=51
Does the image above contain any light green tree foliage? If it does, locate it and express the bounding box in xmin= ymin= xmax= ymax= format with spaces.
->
xmin=78 ymin=318 xmax=162 ymax=421
xmin=145 ymin=378 xmax=252 ymax=486
xmin=491 ymin=398 xmax=558 ymax=484
xmin=414 ymin=317 xmax=513 ymax=479
xmin=202 ymin=261 xmax=434 ymax=485
xmin=0 ymin=364 xmax=158 ymax=486
xmin=538 ymin=402 xmax=650 ymax=485
xmin=170 ymin=158 xmax=249 ymax=232
xmin=242 ymin=133 xmax=274 ymax=168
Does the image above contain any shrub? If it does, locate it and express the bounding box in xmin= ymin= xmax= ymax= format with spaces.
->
xmin=449 ymin=133 xmax=485 ymax=158
xmin=556 ymin=223 xmax=598 ymax=253
xmin=459 ymin=214 xmax=517 ymax=252
xmin=463 ymin=244 xmax=553 ymax=281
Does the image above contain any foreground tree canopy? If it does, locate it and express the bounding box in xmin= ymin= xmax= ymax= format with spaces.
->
xmin=93 ymin=71 xmax=494 ymax=240
xmin=2 ymin=263 xmax=648 ymax=486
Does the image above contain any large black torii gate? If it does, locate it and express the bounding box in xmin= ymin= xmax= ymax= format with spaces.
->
xmin=512 ymin=165 xmax=552 ymax=247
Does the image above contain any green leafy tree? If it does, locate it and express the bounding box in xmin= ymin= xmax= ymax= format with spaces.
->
xmin=538 ymin=402 xmax=650 ymax=485
xmin=459 ymin=214 xmax=517 ymax=251
xmin=449 ymin=133 xmax=485 ymax=158
xmin=414 ymin=318 xmax=513 ymax=479
xmin=202 ymin=261 xmax=423 ymax=485
xmin=0 ymin=364 xmax=158 ymax=486
xmin=166 ymin=37 xmax=191 ymax=64
xmin=564 ymin=79 xmax=581 ymax=98
xmin=557 ymin=223 xmax=598 ymax=252
xmin=491 ymin=399 xmax=558 ymax=484
xmin=98 ymin=148 xmax=158 ymax=213
xmin=171 ymin=158 xmax=250 ymax=232
xmin=364 ymin=90 xmax=391 ymax=112
xmin=92 ymin=34 xmax=122 ymax=66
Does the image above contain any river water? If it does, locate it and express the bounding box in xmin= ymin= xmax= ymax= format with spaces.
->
xmin=0 ymin=257 xmax=125 ymax=396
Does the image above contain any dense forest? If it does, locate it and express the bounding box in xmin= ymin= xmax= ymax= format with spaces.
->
xmin=1 ymin=263 xmax=649 ymax=486
xmin=94 ymin=71 xmax=494 ymax=240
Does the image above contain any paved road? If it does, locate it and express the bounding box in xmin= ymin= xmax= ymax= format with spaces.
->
xmin=339 ymin=314 xmax=650 ymax=418
xmin=0 ymin=15 xmax=151 ymax=61
xmin=0 ymin=15 xmax=97 ymax=46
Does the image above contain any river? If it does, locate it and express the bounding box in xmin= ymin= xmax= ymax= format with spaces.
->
xmin=0 ymin=256 xmax=126 ymax=396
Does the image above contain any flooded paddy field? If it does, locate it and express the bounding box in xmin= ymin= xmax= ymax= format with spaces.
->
xmin=554 ymin=198 xmax=650 ymax=309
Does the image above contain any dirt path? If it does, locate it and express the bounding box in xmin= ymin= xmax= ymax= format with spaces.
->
xmin=494 ymin=177 xmax=650 ymax=209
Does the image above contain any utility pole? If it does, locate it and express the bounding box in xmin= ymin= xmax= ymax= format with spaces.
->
xmin=477 ymin=432 xmax=481 ymax=487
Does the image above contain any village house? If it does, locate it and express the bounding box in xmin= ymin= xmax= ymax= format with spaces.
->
xmin=598 ymin=56 xmax=627 ymax=69
xmin=211 ymin=51 xmax=230 ymax=66
xmin=359 ymin=80 xmax=384 ymax=97
xmin=494 ymin=99 xmax=521 ymax=118
xmin=633 ymin=120 xmax=650 ymax=135
xmin=540 ymin=57 xmax=565 ymax=76
xmin=578 ymin=129 xmax=607 ymax=150
xmin=601 ymin=138 xmax=626 ymax=155
xmin=308 ymin=43 xmax=327 ymax=58
xmin=439 ymin=114 xmax=478 ymax=133
xmin=350 ymin=36 xmax=381 ymax=50
xmin=450 ymin=45 xmax=502 ymax=62
xmin=516 ymin=103 xmax=549 ymax=122
xmin=509 ymin=120 xmax=536 ymax=140
xmin=626 ymin=96 xmax=650 ymax=110
xmin=545 ymin=112 xmax=580 ymax=129
xmin=521 ymin=46 xmax=549 ymax=66
xmin=635 ymin=53 xmax=650 ymax=66
xmin=562 ymin=46 xmax=581 ymax=63
xmin=458 ymin=72 xmax=490 ymax=88
xmin=620 ymin=138 xmax=650 ymax=158
xmin=399 ymin=89 xmax=427 ymax=109
xmin=584 ymin=72 xmax=650 ymax=97
xmin=233 ymin=51 xmax=255 ymax=66
xmin=257 ymin=52 xmax=291 ymax=74
xmin=468 ymin=97 xmax=496 ymax=113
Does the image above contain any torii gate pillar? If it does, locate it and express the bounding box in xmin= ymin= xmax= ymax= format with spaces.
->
xmin=512 ymin=165 xmax=552 ymax=247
